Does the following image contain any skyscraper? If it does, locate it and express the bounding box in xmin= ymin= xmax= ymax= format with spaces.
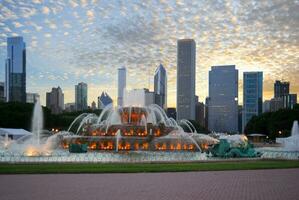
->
xmin=177 ymin=39 xmax=196 ymax=120
xmin=242 ymin=72 xmax=263 ymax=131
xmin=75 ymin=82 xmax=88 ymax=111
xmin=46 ymin=87 xmax=64 ymax=114
xmin=154 ymin=64 xmax=167 ymax=109
xmin=274 ymin=80 xmax=289 ymax=98
xmin=207 ymin=65 xmax=238 ymax=133
xmin=5 ymin=36 xmax=26 ymax=102
xmin=270 ymin=80 xmax=297 ymax=111
xmin=117 ymin=67 xmax=126 ymax=106
xmin=0 ymin=82 xmax=4 ymax=102
xmin=98 ymin=91 xmax=113 ymax=109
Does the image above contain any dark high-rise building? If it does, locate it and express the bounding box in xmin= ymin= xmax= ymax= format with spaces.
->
xmin=75 ymin=82 xmax=88 ymax=111
xmin=166 ymin=108 xmax=177 ymax=120
xmin=154 ymin=64 xmax=167 ymax=109
xmin=242 ymin=72 xmax=263 ymax=131
xmin=46 ymin=87 xmax=64 ymax=114
xmin=207 ymin=65 xmax=238 ymax=133
xmin=98 ymin=91 xmax=113 ymax=109
xmin=282 ymin=94 xmax=297 ymax=109
xmin=0 ymin=82 xmax=4 ymax=102
xmin=238 ymin=105 xmax=243 ymax=133
xmin=195 ymin=101 xmax=205 ymax=128
xmin=5 ymin=37 xmax=26 ymax=102
xmin=270 ymin=80 xmax=297 ymax=111
xmin=177 ymin=39 xmax=196 ymax=120
xmin=274 ymin=80 xmax=289 ymax=98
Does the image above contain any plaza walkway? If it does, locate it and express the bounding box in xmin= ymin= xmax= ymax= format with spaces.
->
xmin=0 ymin=168 xmax=298 ymax=200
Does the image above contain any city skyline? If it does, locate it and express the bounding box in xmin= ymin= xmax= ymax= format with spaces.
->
xmin=0 ymin=0 xmax=298 ymax=107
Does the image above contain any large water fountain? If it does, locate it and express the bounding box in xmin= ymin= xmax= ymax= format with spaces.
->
xmin=63 ymin=104 xmax=218 ymax=153
xmin=278 ymin=121 xmax=299 ymax=151
xmin=260 ymin=121 xmax=299 ymax=160
xmin=0 ymin=98 xmax=219 ymax=163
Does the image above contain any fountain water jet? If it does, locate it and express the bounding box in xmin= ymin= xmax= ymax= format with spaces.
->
xmin=279 ymin=121 xmax=299 ymax=151
xmin=31 ymin=100 xmax=44 ymax=145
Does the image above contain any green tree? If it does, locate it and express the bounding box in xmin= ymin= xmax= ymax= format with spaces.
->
xmin=245 ymin=104 xmax=299 ymax=139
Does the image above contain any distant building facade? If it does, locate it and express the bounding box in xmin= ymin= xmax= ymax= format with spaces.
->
xmin=283 ymin=94 xmax=297 ymax=109
xmin=144 ymin=89 xmax=155 ymax=106
xmin=274 ymin=80 xmax=289 ymax=98
xmin=242 ymin=72 xmax=263 ymax=131
xmin=177 ymin=39 xmax=196 ymax=120
xmin=263 ymin=100 xmax=271 ymax=113
xmin=166 ymin=108 xmax=177 ymax=120
xmin=46 ymin=87 xmax=64 ymax=114
xmin=117 ymin=67 xmax=126 ymax=107
xmin=238 ymin=105 xmax=243 ymax=133
xmin=26 ymin=93 xmax=40 ymax=103
xmin=5 ymin=37 xmax=26 ymax=102
xmin=207 ymin=65 xmax=238 ymax=133
xmin=91 ymin=101 xmax=97 ymax=110
xmin=195 ymin=101 xmax=205 ymax=128
xmin=65 ymin=103 xmax=75 ymax=112
xmin=0 ymin=82 xmax=4 ymax=102
xmin=98 ymin=91 xmax=113 ymax=109
xmin=154 ymin=64 xmax=167 ymax=109
xmin=75 ymin=82 xmax=88 ymax=111
xmin=269 ymin=80 xmax=297 ymax=112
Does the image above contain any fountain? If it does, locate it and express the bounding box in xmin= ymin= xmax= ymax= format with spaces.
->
xmin=0 ymin=90 xmax=219 ymax=163
xmin=31 ymin=99 xmax=44 ymax=145
xmin=259 ymin=120 xmax=299 ymax=160
xmin=115 ymin=130 xmax=121 ymax=152
xmin=277 ymin=121 xmax=299 ymax=151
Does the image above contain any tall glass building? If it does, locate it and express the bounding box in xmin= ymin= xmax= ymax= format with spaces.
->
xmin=177 ymin=39 xmax=196 ymax=120
xmin=207 ymin=65 xmax=238 ymax=133
xmin=98 ymin=91 xmax=113 ymax=109
xmin=75 ymin=82 xmax=88 ymax=111
xmin=242 ymin=72 xmax=263 ymax=131
xmin=154 ymin=64 xmax=167 ymax=109
xmin=117 ymin=67 xmax=126 ymax=106
xmin=5 ymin=37 xmax=26 ymax=102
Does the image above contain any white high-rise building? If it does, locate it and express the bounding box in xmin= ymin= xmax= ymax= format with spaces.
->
xmin=117 ymin=67 xmax=126 ymax=106
xmin=5 ymin=37 xmax=26 ymax=102
xmin=177 ymin=39 xmax=196 ymax=120
xmin=207 ymin=65 xmax=238 ymax=133
xmin=154 ymin=64 xmax=167 ymax=109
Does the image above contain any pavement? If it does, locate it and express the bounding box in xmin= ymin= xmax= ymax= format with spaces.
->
xmin=0 ymin=168 xmax=298 ymax=200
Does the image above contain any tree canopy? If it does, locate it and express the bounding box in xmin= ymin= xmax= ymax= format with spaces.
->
xmin=245 ymin=104 xmax=299 ymax=139
xmin=0 ymin=102 xmax=101 ymax=131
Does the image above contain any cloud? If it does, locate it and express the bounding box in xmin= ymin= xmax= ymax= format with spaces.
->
xmin=42 ymin=6 xmax=50 ymax=15
xmin=13 ymin=22 xmax=23 ymax=28
xmin=44 ymin=33 xmax=52 ymax=38
xmin=0 ymin=0 xmax=298 ymax=106
xmin=86 ymin=10 xmax=94 ymax=20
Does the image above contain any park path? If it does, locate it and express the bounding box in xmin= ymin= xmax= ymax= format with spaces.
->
xmin=0 ymin=168 xmax=298 ymax=200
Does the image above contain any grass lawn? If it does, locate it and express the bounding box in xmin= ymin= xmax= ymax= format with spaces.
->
xmin=0 ymin=160 xmax=299 ymax=174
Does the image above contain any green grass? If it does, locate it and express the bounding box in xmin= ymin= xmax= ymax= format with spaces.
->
xmin=0 ymin=160 xmax=299 ymax=174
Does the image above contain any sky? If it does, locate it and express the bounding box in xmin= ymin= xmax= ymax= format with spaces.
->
xmin=0 ymin=0 xmax=298 ymax=107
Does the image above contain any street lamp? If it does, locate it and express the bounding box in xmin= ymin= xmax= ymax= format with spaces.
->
xmin=278 ymin=131 xmax=282 ymax=135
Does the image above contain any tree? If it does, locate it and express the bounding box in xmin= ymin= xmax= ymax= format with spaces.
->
xmin=245 ymin=105 xmax=299 ymax=139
